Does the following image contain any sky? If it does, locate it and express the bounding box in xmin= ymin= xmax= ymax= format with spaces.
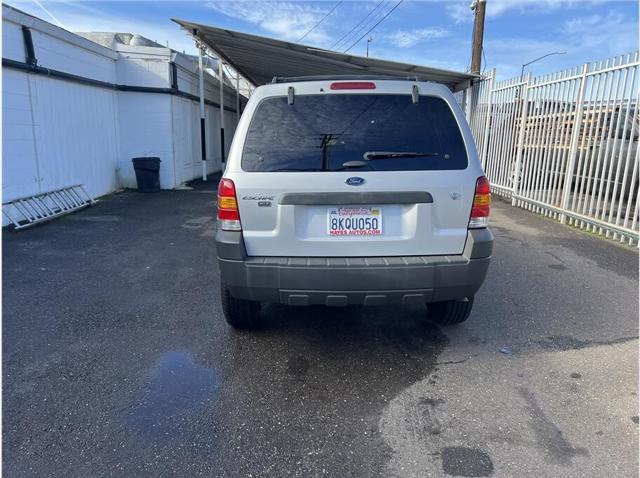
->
xmin=8 ymin=0 xmax=640 ymax=80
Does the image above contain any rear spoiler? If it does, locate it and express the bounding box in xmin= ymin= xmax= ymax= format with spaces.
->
xmin=271 ymin=75 xmax=423 ymax=84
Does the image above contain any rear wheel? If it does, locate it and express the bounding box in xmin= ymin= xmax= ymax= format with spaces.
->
xmin=221 ymin=283 xmax=261 ymax=329
xmin=427 ymin=297 xmax=474 ymax=325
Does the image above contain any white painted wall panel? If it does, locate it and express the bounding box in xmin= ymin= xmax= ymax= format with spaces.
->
xmin=31 ymin=29 xmax=117 ymax=83
xmin=3 ymin=69 xmax=39 ymax=202
xmin=207 ymin=103 xmax=223 ymax=165
xmin=172 ymin=96 xmax=199 ymax=185
xmin=223 ymin=109 xmax=237 ymax=158
xmin=29 ymin=75 xmax=119 ymax=198
xmin=2 ymin=20 xmax=26 ymax=62
xmin=116 ymin=57 xmax=170 ymax=88
xmin=171 ymin=95 xmax=231 ymax=186
xmin=117 ymin=92 xmax=176 ymax=189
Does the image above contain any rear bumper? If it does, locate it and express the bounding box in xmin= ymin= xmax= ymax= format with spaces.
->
xmin=216 ymin=228 xmax=493 ymax=306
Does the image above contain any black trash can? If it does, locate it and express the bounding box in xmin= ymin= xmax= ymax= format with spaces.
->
xmin=131 ymin=157 xmax=161 ymax=193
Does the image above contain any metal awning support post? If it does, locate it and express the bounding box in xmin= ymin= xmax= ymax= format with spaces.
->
xmin=196 ymin=36 xmax=207 ymax=181
xmin=236 ymin=74 xmax=240 ymax=122
xmin=218 ymin=59 xmax=225 ymax=164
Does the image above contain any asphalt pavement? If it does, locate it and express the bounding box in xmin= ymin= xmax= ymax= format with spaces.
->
xmin=3 ymin=179 xmax=638 ymax=477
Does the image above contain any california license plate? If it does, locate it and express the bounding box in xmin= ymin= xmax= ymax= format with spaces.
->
xmin=327 ymin=207 xmax=382 ymax=236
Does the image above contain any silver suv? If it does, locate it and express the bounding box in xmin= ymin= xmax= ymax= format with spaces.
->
xmin=216 ymin=76 xmax=493 ymax=329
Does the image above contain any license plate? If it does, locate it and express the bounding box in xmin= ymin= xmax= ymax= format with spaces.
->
xmin=327 ymin=207 xmax=382 ymax=236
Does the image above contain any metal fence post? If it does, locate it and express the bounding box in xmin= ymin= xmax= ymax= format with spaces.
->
xmin=559 ymin=63 xmax=589 ymax=224
xmin=480 ymin=68 xmax=496 ymax=168
xmin=460 ymin=85 xmax=471 ymax=122
xmin=511 ymin=72 xmax=532 ymax=205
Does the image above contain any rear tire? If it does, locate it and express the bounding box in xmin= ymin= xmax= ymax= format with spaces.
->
xmin=428 ymin=297 xmax=474 ymax=325
xmin=221 ymin=283 xmax=261 ymax=329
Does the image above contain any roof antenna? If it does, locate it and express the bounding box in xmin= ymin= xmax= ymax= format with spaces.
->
xmin=411 ymin=84 xmax=419 ymax=103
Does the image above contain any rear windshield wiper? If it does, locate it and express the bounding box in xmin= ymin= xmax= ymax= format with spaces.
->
xmin=362 ymin=151 xmax=440 ymax=160
xmin=341 ymin=152 xmax=445 ymax=169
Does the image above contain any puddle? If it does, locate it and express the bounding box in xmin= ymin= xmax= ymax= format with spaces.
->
xmin=181 ymin=216 xmax=212 ymax=230
xmin=127 ymin=351 xmax=218 ymax=438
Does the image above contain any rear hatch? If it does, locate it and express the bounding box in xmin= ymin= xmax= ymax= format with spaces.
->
xmin=230 ymin=82 xmax=478 ymax=257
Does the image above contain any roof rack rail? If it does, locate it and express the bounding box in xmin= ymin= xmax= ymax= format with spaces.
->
xmin=271 ymin=75 xmax=421 ymax=84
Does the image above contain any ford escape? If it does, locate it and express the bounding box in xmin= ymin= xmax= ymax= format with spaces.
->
xmin=215 ymin=77 xmax=493 ymax=329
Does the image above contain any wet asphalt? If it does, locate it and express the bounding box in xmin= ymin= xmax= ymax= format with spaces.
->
xmin=3 ymin=178 xmax=638 ymax=477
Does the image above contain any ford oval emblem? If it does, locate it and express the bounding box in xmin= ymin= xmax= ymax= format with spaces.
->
xmin=345 ymin=177 xmax=366 ymax=186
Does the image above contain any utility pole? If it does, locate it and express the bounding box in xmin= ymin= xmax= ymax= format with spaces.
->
xmin=470 ymin=0 xmax=486 ymax=75
xmin=366 ymin=36 xmax=373 ymax=57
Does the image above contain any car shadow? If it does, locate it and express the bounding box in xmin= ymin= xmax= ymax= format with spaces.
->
xmin=205 ymin=303 xmax=450 ymax=475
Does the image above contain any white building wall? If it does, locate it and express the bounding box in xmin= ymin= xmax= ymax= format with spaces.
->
xmin=30 ymin=28 xmax=118 ymax=83
xmin=170 ymin=94 xmax=236 ymax=184
xmin=30 ymin=75 xmax=120 ymax=197
xmin=223 ymin=109 xmax=238 ymax=158
xmin=3 ymin=69 xmax=40 ymax=202
xmin=172 ymin=96 xmax=202 ymax=185
xmin=2 ymin=5 xmax=245 ymax=226
xmin=3 ymin=6 xmax=120 ymax=203
xmin=117 ymin=93 xmax=176 ymax=189
xmin=116 ymin=48 xmax=172 ymax=87
xmin=3 ymin=18 xmax=28 ymax=61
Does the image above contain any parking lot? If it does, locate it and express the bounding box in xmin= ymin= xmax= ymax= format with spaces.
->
xmin=3 ymin=179 xmax=638 ymax=477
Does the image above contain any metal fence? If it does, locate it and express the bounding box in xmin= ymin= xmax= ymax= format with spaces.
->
xmin=461 ymin=52 xmax=639 ymax=245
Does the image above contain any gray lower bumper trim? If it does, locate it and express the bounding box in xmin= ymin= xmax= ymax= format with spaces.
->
xmin=216 ymin=228 xmax=493 ymax=305
xmin=281 ymin=289 xmax=433 ymax=307
xmin=218 ymin=255 xmax=490 ymax=305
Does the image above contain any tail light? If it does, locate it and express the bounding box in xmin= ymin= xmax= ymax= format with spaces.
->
xmin=217 ymin=178 xmax=241 ymax=231
xmin=469 ymin=176 xmax=491 ymax=229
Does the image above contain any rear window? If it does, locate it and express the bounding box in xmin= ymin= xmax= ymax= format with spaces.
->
xmin=241 ymin=94 xmax=468 ymax=172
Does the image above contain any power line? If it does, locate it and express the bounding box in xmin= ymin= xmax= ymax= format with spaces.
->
xmin=344 ymin=0 xmax=403 ymax=54
xmin=297 ymin=0 xmax=344 ymax=42
xmin=331 ymin=1 xmax=385 ymax=51
xmin=329 ymin=0 xmax=385 ymax=50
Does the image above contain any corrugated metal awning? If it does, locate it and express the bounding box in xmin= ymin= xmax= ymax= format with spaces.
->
xmin=172 ymin=19 xmax=477 ymax=92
